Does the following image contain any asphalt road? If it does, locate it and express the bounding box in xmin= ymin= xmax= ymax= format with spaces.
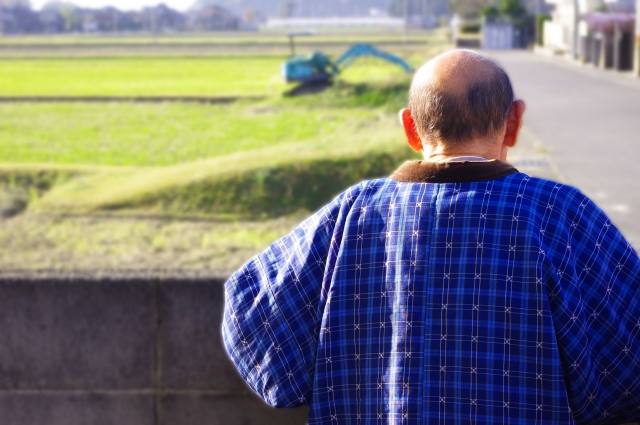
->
xmin=485 ymin=50 xmax=640 ymax=248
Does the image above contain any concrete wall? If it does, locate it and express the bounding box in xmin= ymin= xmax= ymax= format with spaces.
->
xmin=0 ymin=271 xmax=308 ymax=425
xmin=6 ymin=271 xmax=635 ymax=425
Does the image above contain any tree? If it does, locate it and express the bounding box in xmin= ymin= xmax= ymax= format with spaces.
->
xmin=449 ymin=0 xmax=494 ymax=19
xmin=480 ymin=5 xmax=500 ymax=17
xmin=58 ymin=5 xmax=81 ymax=31
xmin=498 ymin=0 xmax=526 ymax=16
xmin=43 ymin=2 xmax=82 ymax=31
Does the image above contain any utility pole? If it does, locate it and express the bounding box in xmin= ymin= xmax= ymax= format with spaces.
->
xmin=572 ymin=0 xmax=580 ymax=60
xmin=288 ymin=33 xmax=295 ymax=56
xmin=151 ymin=7 xmax=157 ymax=44
xmin=534 ymin=0 xmax=541 ymax=46
xmin=422 ymin=0 xmax=427 ymax=27
xmin=635 ymin=0 xmax=640 ymax=76
xmin=112 ymin=9 xmax=118 ymax=33
xmin=404 ymin=0 xmax=409 ymax=43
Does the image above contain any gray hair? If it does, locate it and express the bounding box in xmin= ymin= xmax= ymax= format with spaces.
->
xmin=409 ymin=59 xmax=514 ymax=145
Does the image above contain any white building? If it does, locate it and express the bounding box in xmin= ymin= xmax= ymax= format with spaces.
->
xmin=543 ymin=0 xmax=635 ymax=54
xmin=266 ymin=17 xmax=405 ymax=29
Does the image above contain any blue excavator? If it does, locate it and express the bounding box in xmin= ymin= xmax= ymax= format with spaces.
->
xmin=282 ymin=43 xmax=414 ymax=85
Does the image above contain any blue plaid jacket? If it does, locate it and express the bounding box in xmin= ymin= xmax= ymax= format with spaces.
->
xmin=223 ymin=160 xmax=640 ymax=425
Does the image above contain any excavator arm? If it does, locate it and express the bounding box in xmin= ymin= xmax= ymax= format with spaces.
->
xmin=282 ymin=43 xmax=412 ymax=86
xmin=333 ymin=44 xmax=414 ymax=74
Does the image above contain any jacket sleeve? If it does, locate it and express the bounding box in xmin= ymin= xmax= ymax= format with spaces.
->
xmin=221 ymin=187 xmax=357 ymax=408
xmin=545 ymin=187 xmax=640 ymax=424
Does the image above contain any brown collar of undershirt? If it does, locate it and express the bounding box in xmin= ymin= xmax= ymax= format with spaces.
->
xmin=390 ymin=160 xmax=519 ymax=183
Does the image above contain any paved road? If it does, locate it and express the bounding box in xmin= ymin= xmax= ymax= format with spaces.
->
xmin=485 ymin=50 xmax=640 ymax=248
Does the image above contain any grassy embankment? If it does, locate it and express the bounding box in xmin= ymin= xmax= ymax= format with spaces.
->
xmin=2 ymin=88 xmax=411 ymax=218
xmin=0 ymin=32 xmax=450 ymax=269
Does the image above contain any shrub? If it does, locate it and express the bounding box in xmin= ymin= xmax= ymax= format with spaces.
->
xmin=459 ymin=22 xmax=481 ymax=34
xmin=536 ymin=13 xmax=551 ymax=46
xmin=481 ymin=6 xmax=500 ymax=18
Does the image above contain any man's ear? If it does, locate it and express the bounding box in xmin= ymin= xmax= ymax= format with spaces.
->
xmin=400 ymin=108 xmax=423 ymax=152
xmin=503 ymin=100 xmax=526 ymax=148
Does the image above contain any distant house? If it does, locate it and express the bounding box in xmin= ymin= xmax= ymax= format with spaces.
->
xmin=0 ymin=5 xmax=40 ymax=34
xmin=0 ymin=0 xmax=29 ymax=7
xmin=95 ymin=7 xmax=119 ymax=32
xmin=266 ymin=16 xmax=404 ymax=29
xmin=239 ymin=7 xmax=265 ymax=30
xmin=188 ymin=5 xmax=238 ymax=31
xmin=38 ymin=7 xmax=64 ymax=33
xmin=115 ymin=10 xmax=143 ymax=31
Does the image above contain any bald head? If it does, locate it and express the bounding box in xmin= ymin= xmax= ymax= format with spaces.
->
xmin=409 ymin=50 xmax=514 ymax=146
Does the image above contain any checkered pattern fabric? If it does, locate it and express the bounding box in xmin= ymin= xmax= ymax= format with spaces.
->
xmin=223 ymin=172 xmax=640 ymax=425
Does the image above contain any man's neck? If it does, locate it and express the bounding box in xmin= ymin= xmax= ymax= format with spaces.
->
xmin=425 ymin=152 xmax=495 ymax=162
xmin=422 ymin=140 xmax=506 ymax=162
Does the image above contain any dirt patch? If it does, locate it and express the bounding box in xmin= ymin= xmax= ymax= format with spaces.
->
xmin=0 ymin=187 xmax=29 ymax=218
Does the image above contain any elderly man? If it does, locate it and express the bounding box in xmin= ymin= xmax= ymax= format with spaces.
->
xmin=223 ymin=50 xmax=640 ymax=424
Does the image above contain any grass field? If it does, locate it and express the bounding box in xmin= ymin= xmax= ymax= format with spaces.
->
xmin=0 ymin=101 xmax=380 ymax=165
xmin=0 ymin=30 xmax=451 ymax=269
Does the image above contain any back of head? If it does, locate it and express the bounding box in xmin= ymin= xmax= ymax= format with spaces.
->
xmin=409 ymin=50 xmax=514 ymax=147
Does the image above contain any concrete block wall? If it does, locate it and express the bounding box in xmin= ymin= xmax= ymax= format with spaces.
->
xmin=3 ymin=271 xmax=638 ymax=425
xmin=0 ymin=271 xmax=308 ymax=425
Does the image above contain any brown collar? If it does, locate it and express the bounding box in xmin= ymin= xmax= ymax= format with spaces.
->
xmin=390 ymin=160 xmax=519 ymax=183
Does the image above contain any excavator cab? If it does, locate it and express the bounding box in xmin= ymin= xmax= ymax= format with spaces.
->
xmin=281 ymin=51 xmax=336 ymax=84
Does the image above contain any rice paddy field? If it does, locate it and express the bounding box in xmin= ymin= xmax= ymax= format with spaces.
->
xmin=0 ymin=29 xmax=451 ymax=270
xmin=0 ymin=57 xmax=287 ymax=96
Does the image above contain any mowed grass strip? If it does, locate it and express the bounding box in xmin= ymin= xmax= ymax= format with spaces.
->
xmin=30 ymin=120 xmax=410 ymax=216
xmin=0 ymin=56 xmax=288 ymax=96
